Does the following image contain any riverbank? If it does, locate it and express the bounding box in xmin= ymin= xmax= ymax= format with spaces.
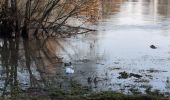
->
xmin=27 ymin=89 xmax=169 ymax=100
xmin=18 ymin=80 xmax=169 ymax=100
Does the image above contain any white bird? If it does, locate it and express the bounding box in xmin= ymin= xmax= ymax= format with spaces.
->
xmin=65 ymin=62 xmax=74 ymax=74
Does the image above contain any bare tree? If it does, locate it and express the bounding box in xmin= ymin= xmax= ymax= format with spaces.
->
xmin=0 ymin=0 xmax=96 ymax=39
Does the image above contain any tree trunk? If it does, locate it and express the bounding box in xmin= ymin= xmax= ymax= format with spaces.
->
xmin=22 ymin=0 xmax=31 ymax=39
xmin=11 ymin=0 xmax=19 ymax=37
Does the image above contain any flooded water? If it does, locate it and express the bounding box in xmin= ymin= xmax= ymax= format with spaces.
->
xmin=0 ymin=0 xmax=170 ymax=99
xmin=69 ymin=0 xmax=170 ymax=94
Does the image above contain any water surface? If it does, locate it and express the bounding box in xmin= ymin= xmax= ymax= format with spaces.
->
xmin=0 ymin=0 xmax=170 ymax=98
xmin=64 ymin=0 xmax=170 ymax=94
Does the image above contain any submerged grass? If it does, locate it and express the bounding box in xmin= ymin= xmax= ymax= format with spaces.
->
xmin=31 ymin=91 xmax=168 ymax=100
xmin=0 ymin=80 xmax=168 ymax=100
xmin=32 ymin=81 xmax=169 ymax=100
xmin=83 ymin=91 xmax=168 ymax=100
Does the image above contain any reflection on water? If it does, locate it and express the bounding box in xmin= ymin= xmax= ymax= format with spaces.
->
xmin=0 ymin=38 xmax=71 ymax=99
xmin=0 ymin=0 xmax=170 ymax=99
xmin=157 ymin=0 xmax=170 ymax=17
xmin=79 ymin=0 xmax=123 ymax=23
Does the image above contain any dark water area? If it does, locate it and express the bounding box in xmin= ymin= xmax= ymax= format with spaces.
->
xmin=0 ymin=0 xmax=170 ymax=99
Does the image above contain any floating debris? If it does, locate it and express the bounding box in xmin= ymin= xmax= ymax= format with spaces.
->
xmin=65 ymin=62 xmax=74 ymax=74
xmin=166 ymin=77 xmax=170 ymax=89
xmin=75 ymin=59 xmax=90 ymax=63
xmin=146 ymin=69 xmax=168 ymax=73
xmin=118 ymin=71 xmax=142 ymax=79
xmin=129 ymin=73 xmax=142 ymax=78
xmin=145 ymin=74 xmax=153 ymax=79
xmin=113 ymin=62 xmax=119 ymax=64
xmin=94 ymin=77 xmax=98 ymax=88
xmin=117 ymin=71 xmax=129 ymax=79
xmin=96 ymin=62 xmax=105 ymax=65
xmin=109 ymin=67 xmax=121 ymax=70
xmin=150 ymin=45 xmax=157 ymax=49
xmin=64 ymin=62 xmax=72 ymax=66
xmin=87 ymin=77 xmax=92 ymax=84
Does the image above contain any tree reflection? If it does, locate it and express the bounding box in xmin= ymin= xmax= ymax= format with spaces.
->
xmin=157 ymin=0 xmax=170 ymax=17
xmin=0 ymin=38 xmax=64 ymax=99
xmin=0 ymin=38 xmax=20 ymax=99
